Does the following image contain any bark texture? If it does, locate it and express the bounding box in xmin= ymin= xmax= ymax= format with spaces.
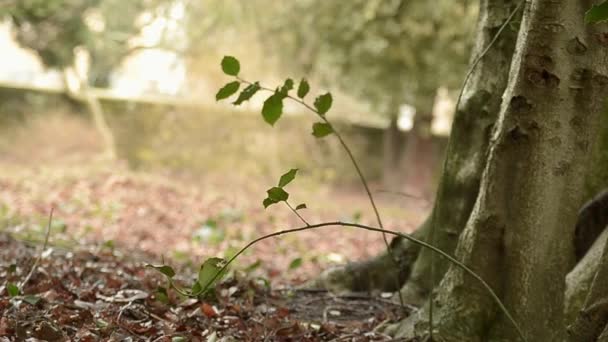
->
xmin=306 ymin=0 xmax=519 ymax=295
xmin=393 ymin=0 xmax=608 ymax=340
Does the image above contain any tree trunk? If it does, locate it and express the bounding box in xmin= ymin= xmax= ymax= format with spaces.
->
xmin=306 ymin=0 xmax=520 ymax=294
xmin=400 ymin=100 xmax=436 ymax=198
xmin=396 ymin=0 xmax=520 ymax=304
xmin=391 ymin=0 xmax=608 ymax=340
xmin=565 ymin=228 xmax=608 ymax=326
xmin=382 ymin=114 xmax=403 ymax=189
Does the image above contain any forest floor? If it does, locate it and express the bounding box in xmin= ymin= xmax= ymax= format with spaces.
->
xmin=0 ymin=158 xmax=427 ymax=340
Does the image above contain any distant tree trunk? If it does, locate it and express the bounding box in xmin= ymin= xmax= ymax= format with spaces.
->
xmin=63 ymin=69 xmax=117 ymax=160
xmin=382 ymin=113 xmax=403 ymax=188
xmin=390 ymin=0 xmax=608 ymax=340
xmin=401 ymin=97 xmax=436 ymax=198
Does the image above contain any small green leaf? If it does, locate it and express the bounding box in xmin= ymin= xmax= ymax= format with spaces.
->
xmin=280 ymin=78 xmax=294 ymax=94
xmin=262 ymin=93 xmax=284 ymax=125
xmin=191 ymin=281 xmax=202 ymax=295
xmin=314 ymin=93 xmax=332 ymax=115
xmin=23 ymin=295 xmax=41 ymax=305
xmin=198 ymin=257 xmax=228 ymax=291
xmin=216 ymin=81 xmax=240 ymax=101
xmin=96 ymin=319 xmax=109 ymax=328
xmin=155 ymin=286 xmax=169 ymax=304
xmin=312 ymin=122 xmax=333 ymax=138
xmin=146 ymin=264 xmax=176 ymax=278
xmin=267 ymin=187 xmax=289 ymax=202
xmin=7 ymin=283 xmax=19 ymax=297
xmin=288 ymin=257 xmax=303 ymax=270
xmin=263 ymin=197 xmax=278 ymax=208
xmin=585 ymin=1 xmax=608 ymax=23
xmin=233 ymin=82 xmax=260 ymax=105
xmin=221 ymin=56 xmax=240 ymax=76
xmin=278 ymin=168 xmax=298 ymax=187
xmin=297 ymin=79 xmax=310 ymax=98
xmin=245 ymin=259 xmax=262 ymax=273
xmin=172 ymin=337 xmax=187 ymax=342
xmin=295 ymin=203 xmax=307 ymax=210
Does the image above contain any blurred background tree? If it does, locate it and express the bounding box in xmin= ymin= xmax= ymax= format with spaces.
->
xmin=3 ymin=0 xmax=171 ymax=87
xmin=254 ymin=0 xmax=477 ymax=190
xmin=0 ymin=0 xmax=478 ymax=191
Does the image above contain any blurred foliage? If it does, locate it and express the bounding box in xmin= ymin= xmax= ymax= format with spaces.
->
xmin=104 ymin=103 xmax=386 ymax=184
xmin=2 ymin=0 xmax=170 ymax=86
xmin=259 ymin=0 xmax=477 ymax=115
xmin=2 ymin=0 xmax=97 ymax=68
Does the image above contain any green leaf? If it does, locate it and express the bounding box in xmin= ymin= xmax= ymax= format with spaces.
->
xmin=585 ymin=1 xmax=608 ymax=23
xmin=155 ymin=286 xmax=169 ymax=304
xmin=262 ymin=93 xmax=284 ymax=125
xmin=221 ymin=56 xmax=240 ymax=76
xmin=267 ymin=187 xmax=289 ymax=202
xmin=198 ymin=257 xmax=228 ymax=291
xmin=216 ymin=81 xmax=240 ymax=101
xmin=233 ymin=82 xmax=260 ymax=105
xmin=191 ymin=281 xmax=202 ymax=295
xmin=295 ymin=203 xmax=307 ymax=210
xmin=146 ymin=264 xmax=176 ymax=278
xmin=280 ymin=78 xmax=294 ymax=94
xmin=312 ymin=122 xmax=333 ymax=138
xmin=297 ymin=79 xmax=310 ymax=99
xmin=278 ymin=168 xmax=298 ymax=187
xmin=263 ymin=197 xmax=279 ymax=208
xmin=288 ymin=257 xmax=303 ymax=270
xmin=314 ymin=93 xmax=332 ymax=115
xmin=7 ymin=283 xmax=19 ymax=297
xmin=245 ymin=259 xmax=262 ymax=273
xmin=172 ymin=337 xmax=187 ymax=342
xmin=23 ymin=295 xmax=41 ymax=305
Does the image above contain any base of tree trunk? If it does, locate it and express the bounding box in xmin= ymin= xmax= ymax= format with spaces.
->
xmin=303 ymin=222 xmax=428 ymax=293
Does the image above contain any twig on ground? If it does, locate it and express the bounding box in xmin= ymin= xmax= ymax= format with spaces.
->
xmin=19 ymin=207 xmax=54 ymax=290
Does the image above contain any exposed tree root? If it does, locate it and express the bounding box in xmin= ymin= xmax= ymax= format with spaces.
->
xmin=565 ymin=229 xmax=608 ymax=322
xmin=574 ymin=190 xmax=608 ymax=261
xmin=568 ymin=225 xmax=608 ymax=342
xmin=303 ymin=221 xmax=427 ymax=293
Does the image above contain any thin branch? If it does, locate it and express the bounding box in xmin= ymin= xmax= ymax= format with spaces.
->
xmin=199 ymin=221 xmax=527 ymax=342
xmin=376 ymin=189 xmax=431 ymax=204
xmin=237 ymin=77 xmax=405 ymax=306
xmin=285 ymin=201 xmax=310 ymax=226
xmin=19 ymin=208 xmax=54 ymax=289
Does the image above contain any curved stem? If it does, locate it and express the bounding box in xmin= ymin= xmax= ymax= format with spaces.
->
xmin=199 ymin=221 xmax=527 ymax=342
xmin=236 ymin=77 xmax=404 ymax=305
xmin=285 ymin=201 xmax=310 ymax=226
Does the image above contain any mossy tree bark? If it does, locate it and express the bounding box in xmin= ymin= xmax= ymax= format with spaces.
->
xmin=397 ymin=0 xmax=521 ymax=304
xmin=307 ymin=0 xmax=520 ymax=295
xmin=390 ymin=0 xmax=608 ymax=340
